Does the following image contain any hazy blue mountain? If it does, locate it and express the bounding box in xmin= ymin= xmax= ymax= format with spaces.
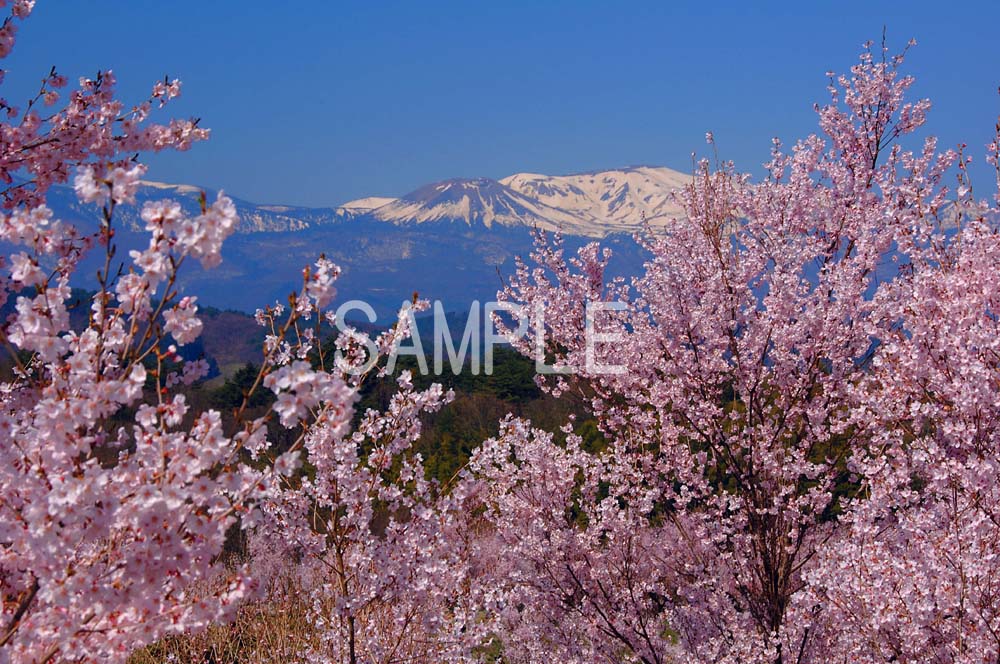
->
xmin=45 ymin=167 xmax=689 ymax=318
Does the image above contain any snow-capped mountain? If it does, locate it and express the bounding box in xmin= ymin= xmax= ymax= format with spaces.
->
xmin=337 ymin=166 xmax=691 ymax=236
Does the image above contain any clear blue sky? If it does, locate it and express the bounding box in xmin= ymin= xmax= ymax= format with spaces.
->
xmin=6 ymin=1 xmax=1000 ymax=207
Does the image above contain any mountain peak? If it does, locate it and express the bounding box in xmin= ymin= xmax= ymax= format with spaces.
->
xmin=369 ymin=176 xmax=563 ymax=229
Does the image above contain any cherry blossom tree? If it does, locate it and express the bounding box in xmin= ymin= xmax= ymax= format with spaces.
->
xmin=249 ymin=298 xmax=487 ymax=664
xmin=0 ymin=3 xmax=323 ymax=661
xmin=483 ymin=40 xmax=1000 ymax=663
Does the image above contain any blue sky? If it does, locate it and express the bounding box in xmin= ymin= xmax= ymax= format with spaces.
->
xmin=6 ymin=1 xmax=1000 ymax=206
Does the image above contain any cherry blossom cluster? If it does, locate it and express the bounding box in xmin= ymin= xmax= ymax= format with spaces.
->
xmin=0 ymin=180 xmax=274 ymax=660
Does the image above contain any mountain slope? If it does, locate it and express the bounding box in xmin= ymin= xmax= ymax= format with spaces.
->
xmin=499 ymin=166 xmax=689 ymax=232
xmin=364 ymin=177 xmax=580 ymax=231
